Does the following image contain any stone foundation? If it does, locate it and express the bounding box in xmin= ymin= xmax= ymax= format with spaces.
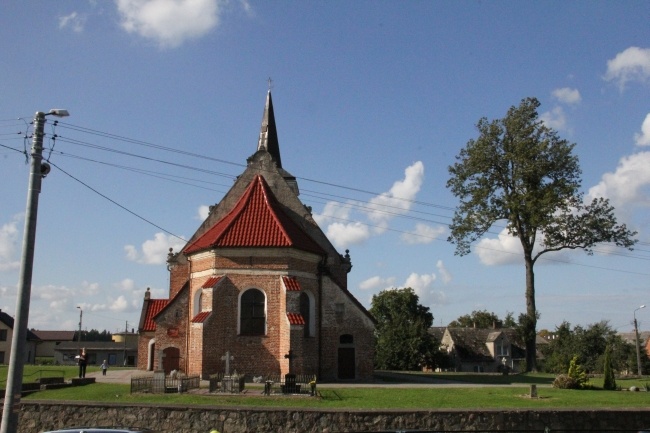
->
xmin=6 ymin=402 xmax=650 ymax=433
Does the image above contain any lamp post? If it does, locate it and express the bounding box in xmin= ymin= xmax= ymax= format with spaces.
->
xmin=634 ymin=305 xmax=646 ymax=377
xmin=0 ymin=109 xmax=69 ymax=433
xmin=77 ymin=306 xmax=83 ymax=354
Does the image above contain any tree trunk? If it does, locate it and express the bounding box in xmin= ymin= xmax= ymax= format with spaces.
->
xmin=524 ymin=254 xmax=537 ymax=371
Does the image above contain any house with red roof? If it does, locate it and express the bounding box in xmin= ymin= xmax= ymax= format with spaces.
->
xmin=137 ymin=91 xmax=375 ymax=381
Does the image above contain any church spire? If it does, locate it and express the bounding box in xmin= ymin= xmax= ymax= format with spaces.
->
xmin=257 ymin=89 xmax=282 ymax=168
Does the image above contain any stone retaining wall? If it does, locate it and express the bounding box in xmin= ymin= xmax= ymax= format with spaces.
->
xmin=9 ymin=401 xmax=650 ymax=433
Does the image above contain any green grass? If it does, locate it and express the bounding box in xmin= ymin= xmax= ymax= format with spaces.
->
xmin=22 ymin=383 xmax=650 ymax=409
xmin=5 ymin=366 xmax=649 ymax=410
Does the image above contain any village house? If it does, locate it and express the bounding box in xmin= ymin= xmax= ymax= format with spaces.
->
xmin=430 ymin=326 xmax=527 ymax=373
xmin=137 ymin=91 xmax=376 ymax=381
xmin=0 ymin=309 xmax=39 ymax=365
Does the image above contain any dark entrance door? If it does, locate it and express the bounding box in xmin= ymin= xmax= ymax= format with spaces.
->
xmin=338 ymin=347 xmax=356 ymax=379
xmin=162 ymin=347 xmax=180 ymax=374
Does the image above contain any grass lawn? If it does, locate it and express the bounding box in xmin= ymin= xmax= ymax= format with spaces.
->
xmin=22 ymin=383 xmax=650 ymax=410
xmin=4 ymin=366 xmax=649 ymax=410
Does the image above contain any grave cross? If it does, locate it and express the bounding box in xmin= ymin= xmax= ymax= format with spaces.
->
xmin=221 ymin=351 xmax=234 ymax=376
xmin=284 ymin=349 xmax=294 ymax=373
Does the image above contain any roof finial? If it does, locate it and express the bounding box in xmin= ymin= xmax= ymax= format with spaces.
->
xmin=267 ymin=77 xmax=273 ymax=91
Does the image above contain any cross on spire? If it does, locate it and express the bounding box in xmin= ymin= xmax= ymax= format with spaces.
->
xmin=267 ymin=77 xmax=273 ymax=91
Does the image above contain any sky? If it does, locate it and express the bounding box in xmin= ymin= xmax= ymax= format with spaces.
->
xmin=1 ymin=1 xmax=649 ymax=337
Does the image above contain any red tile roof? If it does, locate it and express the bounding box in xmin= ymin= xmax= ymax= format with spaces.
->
xmin=282 ymin=276 xmax=302 ymax=291
xmin=184 ymin=175 xmax=325 ymax=255
xmin=191 ymin=311 xmax=211 ymax=323
xmin=286 ymin=312 xmax=305 ymax=325
xmin=201 ymin=276 xmax=223 ymax=288
xmin=142 ymin=299 xmax=169 ymax=332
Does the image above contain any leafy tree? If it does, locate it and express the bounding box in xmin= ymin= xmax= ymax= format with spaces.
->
xmin=370 ymin=287 xmax=438 ymax=371
xmin=541 ymin=320 xmax=635 ymax=375
xmin=446 ymin=97 xmax=637 ymax=371
xmin=602 ymin=345 xmax=616 ymax=390
xmin=449 ymin=309 xmax=501 ymax=328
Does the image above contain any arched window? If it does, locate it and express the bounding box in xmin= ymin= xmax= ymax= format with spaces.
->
xmin=240 ymin=289 xmax=266 ymax=335
xmin=300 ymin=292 xmax=311 ymax=337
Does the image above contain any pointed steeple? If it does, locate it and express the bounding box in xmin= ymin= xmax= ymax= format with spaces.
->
xmin=257 ymin=90 xmax=282 ymax=168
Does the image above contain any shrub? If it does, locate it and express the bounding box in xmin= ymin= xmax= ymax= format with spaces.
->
xmin=567 ymin=355 xmax=589 ymax=388
xmin=552 ymin=374 xmax=579 ymax=389
xmin=602 ymin=345 xmax=616 ymax=390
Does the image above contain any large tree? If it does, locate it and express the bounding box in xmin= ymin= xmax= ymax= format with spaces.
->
xmin=449 ymin=309 xmax=501 ymax=328
xmin=446 ymin=97 xmax=637 ymax=371
xmin=370 ymin=287 xmax=438 ymax=371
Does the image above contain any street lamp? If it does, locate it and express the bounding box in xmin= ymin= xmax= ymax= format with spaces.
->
xmin=0 ymin=109 xmax=70 ymax=433
xmin=634 ymin=305 xmax=646 ymax=377
xmin=77 ymin=306 xmax=83 ymax=355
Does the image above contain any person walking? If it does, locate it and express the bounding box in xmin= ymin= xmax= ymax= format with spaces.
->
xmin=101 ymin=359 xmax=108 ymax=376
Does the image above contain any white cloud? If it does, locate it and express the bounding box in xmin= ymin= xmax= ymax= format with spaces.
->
xmin=325 ymin=222 xmax=371 ymax=249
xmin=552 ymin=87 xmax=581 ymax=105
xmin=436 ymin=260 xmax=452 ymax=284
xmin=313 ymin=201 xmax=353 ymax=227
xmin=109 ymin=295 xmax=129 ymax=312
xmin=125 ymin=232 xmax=186 ymax=264
xmin=116 ymin=278 xmax=136 ymax=291
xmin=400 ymin=223 xmax=445 ymax=244
xmin=634 ymin=113 xmax=650 ymax=146
xmin=59 ymin=12 xmax=86 ymax=32
xmin=0 ymin=215 xmax=21 ymax=272
xmin=366 ymin=161 xmax=424 ymax=232
xmin=402 ymin=272 xmax=447 ymax=308
xmin=359 ymin=275 xmax=395 ymax=291
xmin=475 ymin=228 xmax=523 ymax=266
xmin=604 ymin=46 xmax=650 ymax=90
xmin=314 ymin=161 xmax=425 ymax=249
xmin=587 ymin=151 xmax=650 ymax=211
xmin=116 ymin=0 xmax=222 ymax=48
xmin=198 ymin=205 xmax=210 ymax=220
xmin=540 ymin=106 xmax=567 ymax=131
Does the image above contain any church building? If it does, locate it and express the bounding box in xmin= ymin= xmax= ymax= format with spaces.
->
xmin=137 ymin=91 xmax=376 ymax=381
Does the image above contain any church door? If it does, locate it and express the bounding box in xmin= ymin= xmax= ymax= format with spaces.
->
xmin=162 ymin=347 xmax=180 ymax=374
xmin=337 ymin=348 xmax=356 ymax=379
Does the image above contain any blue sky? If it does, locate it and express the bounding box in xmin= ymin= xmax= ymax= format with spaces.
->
xmin=1 ymin=1 xmax=649 ymax=336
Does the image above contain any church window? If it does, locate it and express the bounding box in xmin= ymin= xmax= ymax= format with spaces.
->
xmin=240 ymin=289 xmax=266 ymax=335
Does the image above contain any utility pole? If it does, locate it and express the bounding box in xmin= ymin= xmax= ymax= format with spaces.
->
xmin=1 ymin=109 xmax=69 ymax=433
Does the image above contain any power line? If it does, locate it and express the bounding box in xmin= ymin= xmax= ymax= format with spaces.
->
xmin=48 ymin=160 xmax=187 ymax=243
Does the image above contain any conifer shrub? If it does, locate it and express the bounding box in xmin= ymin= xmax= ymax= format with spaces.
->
xmin=602 ymin=345 xmax=617 ymax=390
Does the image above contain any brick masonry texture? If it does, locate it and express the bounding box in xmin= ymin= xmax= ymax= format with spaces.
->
xmin=9 ymin=402 xmax=650 ymax=433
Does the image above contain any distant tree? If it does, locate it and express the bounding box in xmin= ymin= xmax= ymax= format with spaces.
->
xmin=602 ymin=345 xmax=616 ymax=390
xmin=447 ymin=97 xmax=637 ymax=371
xmin=449 ymin=310 xmax=501 ymax=328
xmin=74 ymin=329 xmax=113 ymax=342
xmin=541 ymin=321 xmax=634 ymax=375
xmin=540 ymin=321 xmax=575 ymax=374
xmin=370 ymin=288 xmax=438 ymax=371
